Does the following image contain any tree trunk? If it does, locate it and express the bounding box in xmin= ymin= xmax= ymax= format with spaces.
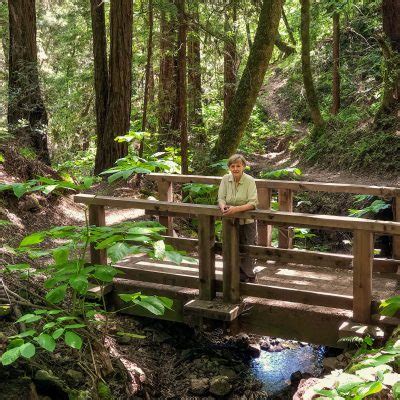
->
xmin=275 ymin=33 xmax=295 ymax=57
xmin=375 ymin=0 xmax=400 ymax=125
xmin=94 ymin=0 xmax=133 ymax=173
xmin=7 ymin=0 xmax=50 ymax=165
xmin=282 ymin=5 xmax=296 ymax=45
xmin=91 ymin=0 xmax=109 ymax=174
xmin=223 ymin=0 xmax=238 ymax=122
xmin=176 ymin=0 xmax=188 ymax=174
xmin=300 ymin=0 xmax=324 ymax=129
xmin=331 ymin=12 xmax=340 ymax=115
xmin=158 ymin=3 xmax=178 ymax=150
xmin=187 ymin=0 xmax=203 ymax=128
xmin=211 ymin=0 xmax=283 ymax=162
xmin=139 ymin=0 xmax=154 ymax=158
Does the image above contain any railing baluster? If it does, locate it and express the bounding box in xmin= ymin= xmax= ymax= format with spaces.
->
xmin=222 ymin=219 xmax=240 ymax=303
xmin=278 ymin=189 xmax=293 ymax=249
xmin=198 ymin=215 xmax=216 ymax=300
xmin=157 ymin=179 xmax=173 ymax=236
xmin=88 ymin=204 xmax=107 ymax=265
xmin=257 ymin=187 xmax=272 ymax=246
xmin=393 ymin=196 xmax=400 ymax=264
xmin=352 ymin=230 xmax=373 ymax=323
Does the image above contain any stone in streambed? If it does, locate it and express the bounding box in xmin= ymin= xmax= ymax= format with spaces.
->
xmin=190 ymin=378 xmax=209 ymax=395
xmin=248 ymin=343 xmax=261 ymax=358
xmin=209 ymin=376 xmax=232 ymax=396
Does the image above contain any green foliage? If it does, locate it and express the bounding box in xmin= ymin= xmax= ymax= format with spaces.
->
xmin=379 ymin=296 xmax=400 ymax=317
xmin=182 ymin=183 xmax=218 ymax=204
xmin=0 ymin=176 xmax=95 ymax=199
xmin=348 ymin=195 xmax=391 ymax=218
xmin=259 ymin=167 xmax=303 ymax=180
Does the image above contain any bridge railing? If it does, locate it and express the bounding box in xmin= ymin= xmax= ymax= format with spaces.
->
xmin=74 ymin=194 xmax=400 ymax=324
xmin=146 ymin=173 xmax=400 ymax=260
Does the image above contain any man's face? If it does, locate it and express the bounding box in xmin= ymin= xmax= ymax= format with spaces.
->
xmin=229 ymin=161 xmax=245 ymax=179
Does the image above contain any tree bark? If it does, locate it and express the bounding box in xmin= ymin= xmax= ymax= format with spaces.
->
xmin=94 ymin=0 xmax=133 ymax=173
xmin=331 ymin=12 xmax=340 ymax=115
xmin=375 ymin=0 xmax=400 ymax=125
xmin=275 ymin=33 xmax=295 ymax=57
xmin=7 ymin=0 xmax=50 ymax=165
xmin=139 ymin=0 xmax=154 ymax=158
xmin=300 ymin=0 xmax=324 ymax=129
xmin=223 ymin=0 xmax=238 ymax=122
xmin=91 ymin=0 xmax=109 ymax=174
xmin=211 ymin=0 xmax=283 ymax=162
xmin=187 ymin=0 xmax=203 ymax=128
xmin=176 ymin=0 xmax=188 ymax=174
xmin=158 ymin=3 xmax=178 ymax=150
xmin=282 ymin=5 xmax=296 ymax=45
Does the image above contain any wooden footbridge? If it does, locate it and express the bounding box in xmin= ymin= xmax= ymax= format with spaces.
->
xmin=74 ymin=174 xmax=400 ymax=346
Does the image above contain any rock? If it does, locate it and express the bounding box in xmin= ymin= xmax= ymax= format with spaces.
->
xmin=248 ymin=343 xmax=261 ymax=358
xmin=290 ymin=371 xmax=303 ymax=385
xmin=116 ymin=334 xmax=131 ymax=345
xmin=65 ymin=370 xmax=84 ymax=386
xmin=292 ymin=378 xmax=321 ymax=400
xmin=260 ymin=338 xmax=270 ymax=350
xmin=209 ymin=376 xmax=232 ymax=397
xmin=323 ymin=356 xmax=339 ymax=371
xmin=236 ymin=333 xmax=250 ymax=343
xmin=190 ymin=378 xmax=209 ymax=395
xmin=219 ymin=367 xmax=236 ymax=379
xmin=269 ymin=344 xmax=284 ymax=352
xmin=34 ymin=370 xmax=67 ymax=398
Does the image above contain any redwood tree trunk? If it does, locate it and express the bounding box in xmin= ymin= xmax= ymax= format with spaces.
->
xmin=331 ymin=12 xmax=340 ymax=115
xmin=187 ymin=0 xmax=203 ymax=128
xmin=300 ymin=0 xmax=324 ymax=129
xmin=375 ymin=0 xmax=400 ymax=124
xmin=7 ymin=0 xmax=50 ymax=165
xmin=91 ymin=0 xmax=109 ymax=174
xmin=158 ymin=4 xmax=178 ymax=150
xmin=94 ymin=0 xmax=133 ymax=172
xmin=223 ymin=0 xmax=238 ymax=122
xmin=176 ymin=0 xmax=188 ymax=174
xmin=211 ymin=0 xmax=283 ymax=162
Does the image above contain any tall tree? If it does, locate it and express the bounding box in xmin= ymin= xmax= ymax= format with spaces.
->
xmin=7 ymin=0 xmax=50 ymax=165
xmin=300 ymin=0 xmax=324 ymax=129
xmin=375 ymin=0 xmax=400 ymax=124
xmin=139 ymin=0 xmax=154 ymax=157
xmin=93 ymin=0 xmax=133 ymax=173
xmin=187 ymin=0 xmax=203 ymax=128
xmin=211 ymin=0 xmax=283 ymax=161
xmin=176 ymin=0 xmax=188 ymax=174
xmin=158 ymin=3 xmax=178 ymax=150
xmin=90 ymin=0 xmax=108 ymax=174
xmin=223 ymin=0 xmax=238 ymax=122
xmin=331 ymin=11 xmax=340 ymax=115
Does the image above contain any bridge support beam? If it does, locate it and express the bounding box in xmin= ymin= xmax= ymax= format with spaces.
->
xmin=198 ymin=215 xmax=216 ymax=300
xmin=157 ymin=180 xmax=173 ymax=236
xmin=393 ymin=196 xmax=400 ymax=263
xmin=278 ymin=189 xmax=293 ymax=249
xmin=88 ymin=204 xmax=107 ymax=265
xmin=257 ymin=187 xmax=272 ymax=247
xmin=353 ymin=230 xmax=373 ymax=323
xmin=222 ymin=219 xmax=240 ymax=303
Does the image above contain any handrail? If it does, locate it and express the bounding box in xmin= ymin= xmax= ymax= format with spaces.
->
xmin=147 ymin=173 xmax=400 ymax=196
xmin=74 ymin=194 xmax=400 ymax=235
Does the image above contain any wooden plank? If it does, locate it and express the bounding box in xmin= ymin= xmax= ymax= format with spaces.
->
xmin=393 ymin=196 xmax=400 ymax=263
xmin=222 ymin=219 xmax=240 ymax=303
xmin=162 ymin=236 xmax=198 ymax=252
xmin=146 ymin=173 xmax=400 ymax=197
xmin=198 ymin=215 xmax=216 ymax=300
xmin=157 ymin=180 xmax=173 ymax=236
xmin=184 ymin=299 xmax=240 ymax=321
xmin=74 ymin=195 xmax=400 ymax=235
xmin=278 ymin=189 xmax=293 ymax=249
xmin=353 ymin=230 xmax=374 ymax=323
xmin=257 ymin=187 xmax=272 ymax=247
xmin=240 ymin=282 xmax=353 ymax=310
xmin=338 ymin=321 xmax=385 ymax=341
xmin=88 ymin=204 xmax=107 ymax=265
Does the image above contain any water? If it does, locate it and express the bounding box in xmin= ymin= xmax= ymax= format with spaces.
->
xmin=251 ymin=345 xmax=325 ymax=395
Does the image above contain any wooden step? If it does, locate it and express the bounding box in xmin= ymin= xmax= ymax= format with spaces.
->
xmin=184 ymin=299 xmax=241 ymax=321
xmin=86 ymin=283 xmax=114 ymax=299
xmin=338 ymin=321 xmax=385 ymax=341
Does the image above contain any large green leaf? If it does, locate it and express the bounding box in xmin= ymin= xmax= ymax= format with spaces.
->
xmin=12 ymin=183 xmax=28 ymax=198
xmin=107 ymin=242 xmax=131 ymax=262
xmin=0 ymin=347 xmax=21 ymax=366
xmin=92 ymin=266 xmax=118 ymax=282
xmin=46 ymin=285 xmax=68 ymax=304
xmin=52 ymin=328 xmax=65 ymax=340
xmin=95 ymin=235 xmax=124 ymax=250
xmin=165 ymin=250 xmax=183 ymax=265
xmin=19 ymin=342 xmax=36 ymax=359
xmin=69 ymin=274 xmax=89 ymax=294
xmin=53 ymin=248 xmax=69 ymax=265
xmin=16 ymin=314 xmax=42 ymax=324
xmin=153 ymin=240 xmax=165 ymax=259
xmin=393 ymin=381 xmax=400 ymax=400
xmin=20 ymin=232 xmax=45 ymax=247
xmin=35 ymin=333 xmax=56 ymax=352
xmin=64 ymin=331 xmax=83 ymax=350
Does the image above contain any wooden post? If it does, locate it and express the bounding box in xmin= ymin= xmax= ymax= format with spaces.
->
xmin=88 ymin=205 xmax=107 ymax=265
xmin=222 ymin=218 xmax=240 ymax=303
xmin=352 ymin=230 xmax=373 ymax=323
xmin=157 ymin=180 xmax=173 ymax=236
xmin=257 ymin=187 xmax=272 ymax=246
xmin=393 ymin=196 xmax=400 ymax=263
xmin=278 ymin=189 xmax=293 ymax=248
xmin=198 ymin=215 xmax=216 ymax=300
